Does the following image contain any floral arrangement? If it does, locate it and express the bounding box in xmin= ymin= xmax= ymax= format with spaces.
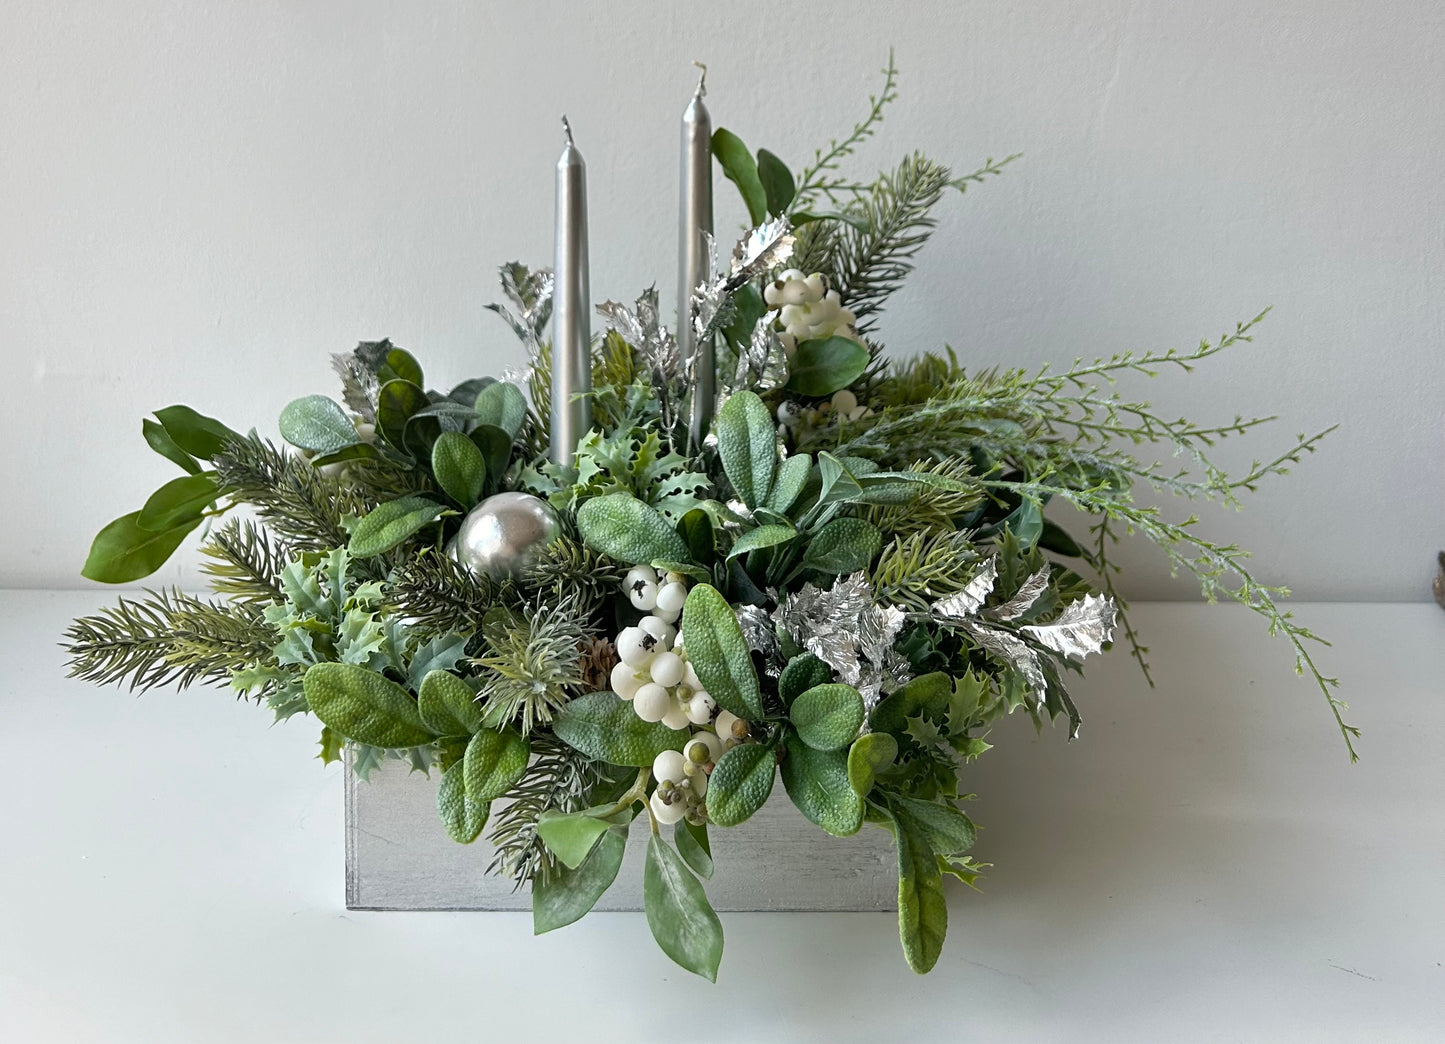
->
xmin=63 ymin=58 xmax=1348 ymax=981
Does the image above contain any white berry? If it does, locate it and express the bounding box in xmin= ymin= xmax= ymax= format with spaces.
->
xmin=611 ymin=662 xmax=642 ymax=699
xmin=660 ymin=703 xmax=692 ymax=731
xmin=628 ymin=578 xmax=660 ymax=611
xmin=652 ymin=749 xmax=687 ymax=785
xmin=685 ymin=691 xmax=716 ymax=725
xmin=638 ymin=615 xmax=676 ymax=647
xmin=649 ymin=651 xmax=685 ymax=688
xmin=686 ymin=731 xmax=723 ymax=764
xmin=831 ymin=389 xmax=858 ymax=414
xmin=714 ymin=709 xmax=743 ymax=745
xmin=616 ymin=626 xmax=658 ymax=668
xmin=633 ymin=683 xmax=671 ymax=722
xmin=653 ymin=605 xmax=681 ymax=624
xmin=650 ymin=790 xmax=686 ymax=825
xmin=682 ymin=662 xmax=702 ymax=690
xmin=655 ymin=581 xmax=688 ymax=614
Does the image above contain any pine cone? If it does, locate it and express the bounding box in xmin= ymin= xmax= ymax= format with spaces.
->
xmin=579 ymin=637 xmax=619 ymax=691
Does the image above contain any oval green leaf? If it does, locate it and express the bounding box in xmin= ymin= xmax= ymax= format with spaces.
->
xmin=706 ymin=742 xmax=776 ymax=827
xmin=417 ymin=669 xmax=482 ymax=736
xmin=376 ymin=378 xmax=428 ymax=448
xmin=142 ymin=418 xmax=201 ymax=474
xmin=347 ymin=496 xmax=450 ymax=558
xmin=436 ymin=758 xmax=490 ymax=843
xmin=136 ymin=473 xmax=218 ymax=532
xmin=870 ymin=672 xmax=953 ymax=734
xmin=766 ymin=453 xmax=811 ymax=515
xmin=785 ymin=336 xmax=871 ymax=397
xmin=278 ymin=395 xmax=357 ymax=454
xmin=679 ymin=584 xmax=763 ymax=721
xmin=755 ymin=148 xmax=796 ymax=215
xmin=431 ymin=431 xmax=487 ymax=507
xmin=801 ymin=517 xmax=881 ymax=574
xmin=726 ymin=523 xmax=797 ymax=560
xmin=81 ymin=510 xmax=201 ymax=583
xmin=552 ymin=691 xmax=689 ymax=767
xmin=464 ymin=727 xmax=529 ymax=803
xmin=889 ymin=804 xmax=948 ymax=974
xmin=474 ymin=381 xmax=528 ymax=438
xmin=644 ymin=835 xmax=724 ymax=982
xmin=779 ymin=653 xmax=833 ymax=708
xmin=711 ymin=127 xmax=767 ymax=226
xmin=302 ymin=662 xmax=434 ymax=749
xmin=780 ymin=741 xmax=863 ymax=837
xmin=675 ymin=820 xmax=713 ymax=879
xmin=576 ymin=493 xmax=689 ymax=566
xmin=716 ymin=390 xmax=777 ymax=510
xmin=846 ymin=732 xmax=898 ymax=796
xmin=533 ymin=827 xmax=626 ymax=934
xmin=536 ymin=810 xmax=613 ymax=869
xmin=789 ymin=683 xmax=864 ymax=751
xmin=152 ymin=405 xmax=241 ymax=461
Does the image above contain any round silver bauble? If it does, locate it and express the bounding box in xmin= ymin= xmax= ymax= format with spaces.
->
xmin=449 ymin=491 xmax=561 ymax=581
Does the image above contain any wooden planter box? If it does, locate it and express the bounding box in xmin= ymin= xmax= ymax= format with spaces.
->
xmin=345 ymin=754 xmax=899 ymax=912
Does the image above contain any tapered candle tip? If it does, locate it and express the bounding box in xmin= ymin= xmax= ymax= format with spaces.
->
xmin=692 ymin=61 xmax=707 ymax=99
xmin=561 ymin=115 xmax=574 ymax=147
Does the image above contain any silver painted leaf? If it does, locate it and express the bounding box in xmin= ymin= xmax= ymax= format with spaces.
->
xmin=933 ymin=558 xmax=998 ymax=621
xmin=726 ymin=216 xmax=796 ymax=291
xmin=1022 ymin=594 xmax=1118 ymax=663
xmin=988 ymin=566 xmax=1051 ymax=622
xmin=963 ymin=622 xmax=1047 ymax=704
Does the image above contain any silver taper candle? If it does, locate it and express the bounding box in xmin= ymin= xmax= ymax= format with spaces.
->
xmin=550 ymin=116 xmax=592 ymax=467
xmin=678 ymin=64 xmax=714 ymax=450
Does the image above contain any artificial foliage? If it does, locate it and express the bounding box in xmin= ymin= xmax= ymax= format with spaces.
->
xmin=64 ymin=57 xmax=1348 ymax=981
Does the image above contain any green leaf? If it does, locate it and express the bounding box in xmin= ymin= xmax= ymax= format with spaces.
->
xmin=142 ymin=418 xmax=201 ymax=474
xmin=318 ymin=726 xmax=345 ymax=765
xmin=278 ymin=395 xmax=357 ymax=454
xmin=436 ymin=758 xmax=490 ymax=843
xmin=726 ymin=523 xmax=797 ymax=560
xmin=716 ymin=391 xmax=776 ymax=509
xmin=464 ymin=727 xmax=529 ymax=802
xmin=380 ymin=346 xmax=423 ymax=388
xmin=870 ymin=672 xmax=953 ymax=734
xmin=721 ymin=283 xmax=765 ymax=353
xmin=790 ymin=209 xmax=871 ymax=232
xmin=644 ymin=835 xmax=724 ymax=982
xmin=766 ymin=453 xmax=811 ymax=515
xmin=675 ymin=820 xmax=713 ymax=879
xmin=406 ymin=633 xmax=470 ymax=691
xmin=376 ymin=378 xmax=428 ymax=448
xmin=800 ymin=517 xmax=881 ymax=574
xmin=680 ymin=584 xmax=763 ymax=721
xmin=1000 ymin=497 xmax=1043 ymax=549
xmin=781 ymin=741 xmax=864 ymax=836
xmin=417 ymin=669 xmax=482 ymax=736
xmin=678 ymin=507 xmax=716 ymax=566
xmin=779 ymin=653 xmax=833 ymax=708
xmin=536 ymin=809 xmax=614 ymax=869
xmin=347 ymin=496 xmax=450 ymax=558
xmin=302 ymin=662 xmax=435 ymax=749
xmin=1038 ymin=519 xmax=1084 ymax=557
xmin=576 ymin=493 xmax=690 ymax=566
xmin=891 ymin=794 xmax=977 ymax=858
xmin=813 ymin=452 xmax=864 ymax=511
xmin=711 ymin=127 xmax=767 ymax=225
xmin=81 ymin=510 xmax=200 ymax=583
xmin=431 ymin=431 xmax=487 ymax=507
xmin=785 ymin=336 xmax=871 ymax=397
xmin=888 ymin=803 xmax=948 ymax=974
xmin=153 ymin=405 xmax=240 ymax=460
xmin=468 ymin=424 xmax=513 ymax=494
xmin=553 ymin=691 xmax=689 ymax=767
xmin=755 ymin=148 xmax=796 ymax=215
xmin=533 ymin=827 xmax=626 ymax=934
xmin=706 ymin=742 xmax=776 ymax=827
xmin=789 ymin=683 xmax=864 ymax=751
xmin=135 ymin=473 xmax=218 ymax=532
xmin=846 ymin=732 xmax=898 ymax=796
xmin=473 ymin=381 xmax=528 ymax=439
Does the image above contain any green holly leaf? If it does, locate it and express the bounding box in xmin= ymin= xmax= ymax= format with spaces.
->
xmin=552 ymin=691 xmax=688 ymax=767
xmin=533 ymin=826 xmax=627 ymax=934
xmin=780 ymin=740 xmax=863 ymax=837
xmin=576 ymin=493 xmax=690 ymax=566
xmin=317 ymin=726 xmax=345 ymax=765
xmin=680 ymin=584 xmax=763 ymax=721
xmin=716 ymin=390 xmax=777 ymax=509
xmin=706 ymin=742 xmax=776 ymax=827
xmin=302 ymin=662 xmax=435 ymax=749
xmin=644 ymin=836 xmax=724 ymax=982
xmin=789 ymin=683 xmax=864 ymax=751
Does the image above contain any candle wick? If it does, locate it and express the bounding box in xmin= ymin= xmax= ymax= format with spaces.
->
xmin=560 ymin=115 xmax=574 ymax=147
xmin=692 ymin=61 xmax=707 ymax=99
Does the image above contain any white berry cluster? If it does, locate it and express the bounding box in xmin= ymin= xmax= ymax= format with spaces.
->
xmin=610 ymin=565 xmax=712 ymax=731
xmin=763 ymin=269 xmax=862 ymax=355
xmin=649 ymin=712 xmax=750 ymax=825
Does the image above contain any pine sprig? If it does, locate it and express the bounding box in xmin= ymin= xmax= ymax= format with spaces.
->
xmin=62 ymin=590 xmax=274 ymax=694
xmin=485 ymin=732 xmax=605 ymax=886
xmin=477 ymin=595 xmax=595 ymax=735
xmin=388 ymin=549 xmax=506 ymax=640
xmin=199 ymin=517 xmax=289 ymax=604
xmin=213 ymin=435 xmax=374 ymax=554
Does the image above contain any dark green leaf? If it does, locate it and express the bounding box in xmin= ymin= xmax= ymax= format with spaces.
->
xmin=726 ymin=523 xmax=797 ymax=560
xmin=870 ymin=672 xmax=953 ymax=734
xmin=278 ymin=395 xmax=358 ymax=454
xmin=533 ymin=827 xmax=626 ymax=934
xmin=81 ymin=510 xmax=200 ymax=583
xmin=644 ymin=836 xmax=724 ymax=982
xmin=785 ymin=336 xmax=871 ymax=397
xmin=716 ymin=390 xmax=776 ymax=509
xmin=675 ymin=820 xmax=713 ymax=879
xmin=380 ymin=346 xmax=423 ymax=388
xmin=153 ymin=405 xmax=240 ymax=461
xmin=302 ymin=662 xmax=434 ymax=749
xmin=846 ymin=732 xmax=898 ymax=796
xmin=1039 ymin=519 xmax=1084 ymax=557
xmin=814 ymin=452 xmax=865 ymax=511
xmin=790 ymin=209 xmax=871 ymax=231
xmin=142 ymin=418 xmax=201 ymax=474
xmin=464 ymin=727 xmax=529 ymax=802
xmin=678 ymin=508 xmax=717 ymax=566
xmin=135 ymin=473 xmax=218 ymax=532
xmin=436 ymin=758 xmax=490 ymax=843
xmin=417 ymin=669 xmax=482 ymax=736
xmin=431 ymin=431 xmax=487 ymax=507
xmin=711 ymin=127 xmax=767 ymax=225
xmin=780 ymin=741 xmax=863 ymax=837
xmin=721 ymin=283 xmax=765 ymax=353
xmin=347 ymin=496 xmax=450 ymax=558
xmin=468 ymin=424 xmax=513 ymax=494
xmin=311 ymin=443 xmax=380 ymax=467
xmin=706 ymin=742 xmax=776 ymax=827
xmin=680 ymin=584 xmax=763 ymax=720
xmin=376 ymin=378 xmax=428 ymax=448
xmin=576 ymin=493 xmax=690 ymax=566
xmin=800 ymin=517 xmax=881 ymax=574
xmin=755 ymin=148 xmax=795 ymax=214
xmin=766 ymin=453 xmax=811 ymax=515
xmin=779 ymin=653 xmax=833 ymax=708
xmin=553 ymin=691 xmax=688 ymax=767
xmin=789 ymin=683 xmax=864 ymax=751
xmin=474 ymin=381 xmax=528 ymax=438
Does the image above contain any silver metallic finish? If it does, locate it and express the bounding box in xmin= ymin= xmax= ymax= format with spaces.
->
xmin=933 ymin=557 xmax=999 ymax=620
xmin=550 ymin=117 xmax=592 ymax=466
xmin=450 ymin=492 xmax=562 ymax=580
xmin=678 ymin=66 xmax=714 ymax=449
xmin=1022 ymin=593 xmax=1118 ymax=663
xmin=772 ymin=571 xmax=909 ymax=710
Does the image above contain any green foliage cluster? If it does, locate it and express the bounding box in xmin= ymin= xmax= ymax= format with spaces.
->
xmin=64 ymin=54 xmax=1342 ymax=984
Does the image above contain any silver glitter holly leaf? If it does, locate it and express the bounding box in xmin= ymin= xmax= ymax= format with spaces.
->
xmin=1022 ymin=594 xmax=1118 ymax=663
xmin=726 ymin=216 xmax=795 ymax=291
xmin=987 ymin=566 xmax=1052 ymax=622
xmin=486 ymin=262 xmax=554 ymax=345
xmin=933 ymin=558 xmax=998 ymax=621
xmin=963 ymin=622 xmax=1048 ymax=704
xmin=773 ymin=571 xmax=909 ymax=709
xmin=730 ymin=315 xmax=790 ymax=394
xmin=734 ymin=603 xmax=782 ymax=677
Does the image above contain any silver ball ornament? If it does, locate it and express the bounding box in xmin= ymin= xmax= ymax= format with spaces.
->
xmin=449 ymin=492 xmax=561 ymax=580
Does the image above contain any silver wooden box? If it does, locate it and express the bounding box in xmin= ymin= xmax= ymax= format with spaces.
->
xmin=345 ymin=754 xmax=899 ymax=912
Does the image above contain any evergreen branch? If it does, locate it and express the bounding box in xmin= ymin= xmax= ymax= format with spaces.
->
xmin=62 ymin=590 xmax=274 ymax=694
xmin=388 ymin=549 xmax=507 ymax=640
xmin=199 ymin=517 xmax=289 ymax=604
xmin=793 ymin=50 xmax=900 ymax=209
xmin=486 ymin=733 xmax=605 ymax=886
xmin=949 ymin=153 xmax=1023 ymax=193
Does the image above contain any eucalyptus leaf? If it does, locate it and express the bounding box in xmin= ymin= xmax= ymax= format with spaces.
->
xmin=778 ymin=653 xmax=833 ymax=708
xmin=379 ymin=346 xmax=423 ymax=387
xmin=785 ymin=336 xmax=870 ymax=397
xmin=302 ymin=662 xmax=435 ymax=749
xmin=473 ymin=381 xmax=528 ymax=438
xmin=680 ymin=584 xmax=763 ymax=721
xmin=347 ymin=496 xmax=450 ymax=558
xmin=278 ymin=395 xmax=357 ymax=454
xmin=644 ymin=836 xmax=724 ymax=982
xmin=376 ymin=378 xmax=428 ymax=448
xmin=533 ymin=827 xmax=626 ymax=934
xmin=706 ymin=742 xmax=776 ymax=827
xmin=552 ymin=690 xmax=688 ymax=767
xmin=576 ymin=493 xmax=690 ymax=566
xmin=716 ymin=391 xmax=776 ymax=509
xmin=726 ymin=523 xmax=797 ymax=560
xmin=789 ymin=683 xmax=865 ymax=751
xmin=800 ymin=517 xmax=881 ymax=574
xmin=780 ymin=740 xmax=863 ymax=837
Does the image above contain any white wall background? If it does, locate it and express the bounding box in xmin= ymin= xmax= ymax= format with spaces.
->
xmin=2 ymin=0 xmax=1441 ymax=599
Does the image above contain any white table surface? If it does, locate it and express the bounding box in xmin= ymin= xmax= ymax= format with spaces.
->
xmin=1 ymin=592 xmax=1440 ymax=1043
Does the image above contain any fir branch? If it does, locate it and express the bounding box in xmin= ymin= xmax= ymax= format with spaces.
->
xmin=485 ymin=733 xmax=605 ymax=886
xmin=62 ymin=590 xmax=274 ymax=694
xmin=388 ymin=549 xmax=506 ymax=640
xmin=476 ymin=595 xmax=595 ymax=735
xmin=199 ymin=517 xmax=289 ymax=604
xmin=872 ymin=529 xmax=984 ymax=612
